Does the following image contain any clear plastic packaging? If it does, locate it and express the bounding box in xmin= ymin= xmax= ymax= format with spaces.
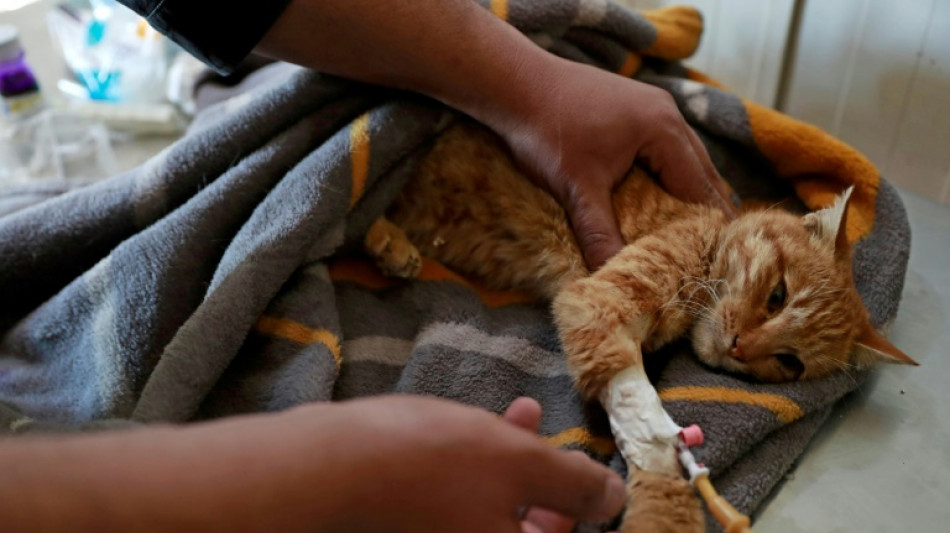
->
xmin=48 ymin=0 xmax=170 ymax=105
xmin=0 ymin=108 xmax=117 ymax=182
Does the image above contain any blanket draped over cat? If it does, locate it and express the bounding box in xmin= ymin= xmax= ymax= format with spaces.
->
xmin=0 ymin=2 xmax=909 ymax=531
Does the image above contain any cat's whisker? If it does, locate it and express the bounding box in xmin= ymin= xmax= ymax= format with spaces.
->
xmin=762 ymin=199 xmax=786 ymax=213
xmin=667 ymin=296 xmax=715 ymax=317
xmin=665 ymin=306 xmax=708 ymax=321
xmin=675 ymin=277 xmax=724 ymax=313
xmin=810 ymin=354 xmax=859 ymax=386
xmin=664 ymin=277 xmax=720 ymax=319
xmin=678 ymin=308 xmax=712 ymax=320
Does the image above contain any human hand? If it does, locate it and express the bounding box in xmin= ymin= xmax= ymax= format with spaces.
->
xmin=318 ymin=395 xmax=624 ymax=533
xmin=492 ymin=56 xmax=736 ymax=270
xmin=502 ymin=396 xmax=611 ymax=533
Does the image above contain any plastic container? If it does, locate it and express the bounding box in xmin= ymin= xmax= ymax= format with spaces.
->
xmin=0 ymin=22 xmax=117 ymax=183
xmin=0 ymin=24 xmax=44 ymax=119
xmin=47 ymin=1 xmax=169 ymax=105
xmin=0 ymin=108 xmax=118 ymax=182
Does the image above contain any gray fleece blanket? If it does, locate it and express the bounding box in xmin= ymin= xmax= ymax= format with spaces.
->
xmin=0 ymin=2 xmax=909 ymax=531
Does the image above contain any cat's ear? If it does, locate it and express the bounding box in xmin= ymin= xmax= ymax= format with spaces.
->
xmin=803 ymin=186 xmax=853 ymax=257
xmin=851 ymin=323 xmax=918 ymax=368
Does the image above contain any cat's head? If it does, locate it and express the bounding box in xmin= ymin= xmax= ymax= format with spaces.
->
xmin=691 ymin=187 xmax=916 ymax=382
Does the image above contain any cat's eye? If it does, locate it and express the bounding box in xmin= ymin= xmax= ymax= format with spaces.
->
xmin=767 ymin=279 xmax=787 ymax=314
xmin=775 ymin=353 xmax=804 ymax=380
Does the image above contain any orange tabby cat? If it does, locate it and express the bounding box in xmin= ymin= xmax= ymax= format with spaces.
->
xmin=366 ymin=120 xmax=915 ymax=532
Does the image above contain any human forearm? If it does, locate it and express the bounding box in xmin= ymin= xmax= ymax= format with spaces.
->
xmin=255 ymin=0 xmax=555 ymax=132
xmin=0 ymin=412 xmax=349 ymax=532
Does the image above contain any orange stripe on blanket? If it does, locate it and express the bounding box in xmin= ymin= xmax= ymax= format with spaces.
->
xmin=641 ymin=6 xmax=703 ymax=60
xmin=744 ymin=99 xmax=879 ymax=242
xmin=545 ymin=427 xmax=617 ymax=456
xmin=349 ymin=112 xmax=371 ymax=208
xmin=254 ymin=316 xmax=342 ymax=369
xmin=659 ymin=386 xmax=804 ymax=424
xmin=329 ymin=257 xmax=536 ymax=308
xmin=684 ymin=67 xmax=729 ymax=91
xmin=490 ymin=0 xmax=508 ymax=20
xmin=617 ymin=51 xmax=642 ymax=77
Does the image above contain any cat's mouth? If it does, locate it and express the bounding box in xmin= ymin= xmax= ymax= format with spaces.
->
xmin=710 ymin=348 xmax=805 ymax=383
xmin=693 ymin=346 xmax=761 ymax=381
xmin=716 ymin=351 xmax=750 ymax=373
xmin=690 ymin=324 xmax=756 ymax=375
xmin=691 ymin=333 xmax=743 ymax=372
xmin=695 ymin=347 xmax=790 ymax=383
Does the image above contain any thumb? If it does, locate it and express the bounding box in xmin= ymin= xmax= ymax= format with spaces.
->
xmin=502 ymin=397 xmax=542 ymax=434
xmin=565 ymin=187 xmax=624 ymax=271
xmin=517 ymin=445 xmax=626 ymax=522
xmin=522 ymin=507 xmax=576 ymax=533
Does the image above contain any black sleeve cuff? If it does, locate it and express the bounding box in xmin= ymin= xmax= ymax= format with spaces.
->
xmin=119 ymin=0 xmax=293 ymax=75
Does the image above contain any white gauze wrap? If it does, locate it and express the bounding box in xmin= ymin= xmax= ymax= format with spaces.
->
xmin=600 ymin=366 xmax=682 ymax=473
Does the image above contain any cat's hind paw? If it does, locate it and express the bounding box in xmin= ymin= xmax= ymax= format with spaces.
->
xmin=365 ymin=217 xmax=423 ymax=279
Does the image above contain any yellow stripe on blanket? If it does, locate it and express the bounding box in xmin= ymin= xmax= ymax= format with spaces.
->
xmin=641 ymin=6 xmax=703 ymax=60
xmin=545 ymin=427 xmax=617 ymax=456
xmin=617 ymin=51 xmax=642 ymax=77
xmin=254 ymin=316 xmax=342 ymax=369
xmin=659 ymin=386 xmax=804 ymax=424
xmin=743 ymin=99 xmax=879 ymax=242
xmin=684 ymin=67 xmax=729 ymax=91
xmin=490 ymin=0 xmax=508 ymax=20
xmin=349 ymin=112 xmax=371 ymax=208
xmin=329 ymin=256 xmax=537 ymax=308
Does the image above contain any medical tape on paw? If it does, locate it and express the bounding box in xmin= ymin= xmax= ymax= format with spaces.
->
xmin=600 ymin=366 xmax=682 ymax=472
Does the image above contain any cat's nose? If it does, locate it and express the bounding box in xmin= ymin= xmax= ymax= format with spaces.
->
xmin=730 ymin=334 xmax=772 ymax=361
xmin=729 ymin=335 xmax=743 ymax=359
xmin=729 ymin=335 xmax=757 ymax=361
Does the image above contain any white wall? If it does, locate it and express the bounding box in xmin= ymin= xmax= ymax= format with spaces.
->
xmin=784 ymin=0 xmax=950 ymax=204
xmin=623 ymin=0 xmax=950 ymax=205
xmin=622 ymin=0 xmax=795 ymax=107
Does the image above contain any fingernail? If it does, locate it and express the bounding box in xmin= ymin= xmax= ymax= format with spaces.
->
xmin=594 ymin=474 xmax=626 ymax=520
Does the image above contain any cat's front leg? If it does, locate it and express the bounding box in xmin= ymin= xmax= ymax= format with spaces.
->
xmin=554 ymin=279 xmax=682 ymax=477
xmin=554 ymin=260 xmax=705 ymax=532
